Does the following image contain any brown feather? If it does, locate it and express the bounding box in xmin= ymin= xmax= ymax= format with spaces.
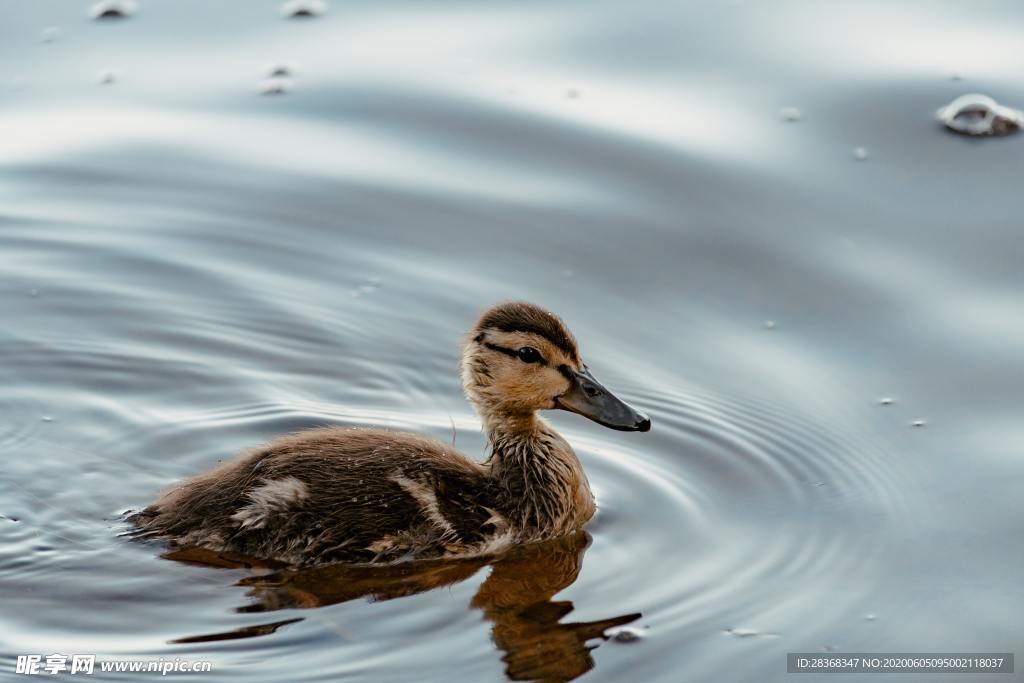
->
xmin=132 ymin=302 xmax=597 ymax=566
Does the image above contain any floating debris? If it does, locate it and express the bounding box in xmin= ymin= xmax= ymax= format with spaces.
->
xmin=911 ymin=419 xmax=927 ymax=428
xmin=41 ymin=416 xmax=53 ymax=423
xmin=258 ymin=77 xmax=291 ymax=95
xmin=608 ymin=627 xmax=644 ymax=643
xmin=267 ymin=62 xmax=295 ymax=78
xmin=878 ymin=397 xmax=894 ymax=406
xmin=281 ymin=0 xmax=326 ymax=18
xmin=864 ymin=613 xmax=877 ymax=621
xmin=853 ymin=146 xmax=868 ymax=161
xmin=29 ymin=288 xmax=39 ymax=297
xmin=40 ymin=27 xmax=63 ymax=43
xmin=90 ymin=0 xmax=137 ymax=20
xmin=763 ymin=320 xmax=777 ymax=330
xmin=724 ymin=627 xmax=780 ymax=639
xmin=725 ymin=628 xmax=758 ymax=638
xmin=350 ymin=278 xmax=381 ymax=298
xmin=948 ymin=70 xmax=964 ymax=81
xmin=937 ymin=94 xmax=1023 ymax=137
xmin=98 ymin=69 xmax=117 ymax=85
xmin=779 ymin=107 xmax=802 ymax=122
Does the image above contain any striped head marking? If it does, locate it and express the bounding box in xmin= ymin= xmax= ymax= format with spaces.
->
xmin=461 ymin=301 xmax=651 ymax=431
xmin=462 ymin=301 xmax=580 ymax=415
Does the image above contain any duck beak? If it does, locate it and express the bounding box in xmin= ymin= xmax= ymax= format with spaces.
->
xmin=555 ymin=367 xmax=651 ymax=432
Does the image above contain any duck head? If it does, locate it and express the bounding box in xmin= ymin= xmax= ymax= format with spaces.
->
xmin=462 ymin=302 xmax=650 ymax=432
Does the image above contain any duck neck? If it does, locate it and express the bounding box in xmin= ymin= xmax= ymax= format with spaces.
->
xmin=484 ymin=411 xmax=595 ymax=537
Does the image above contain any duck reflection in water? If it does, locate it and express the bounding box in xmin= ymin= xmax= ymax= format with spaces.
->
xmin=166 ymin=530 xmax=639 ymax=682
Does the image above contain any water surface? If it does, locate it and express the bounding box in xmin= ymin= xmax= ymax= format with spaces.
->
xmin=1 ymin=1 xmax=1022 ymax=681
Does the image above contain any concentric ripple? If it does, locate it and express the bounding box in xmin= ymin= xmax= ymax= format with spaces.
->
xmin=4 ymin=1 xmax=1024 ymax=680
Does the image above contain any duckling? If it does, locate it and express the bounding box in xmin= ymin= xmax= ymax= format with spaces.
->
xmin=131 ymin=302 xmax=650 ymax=565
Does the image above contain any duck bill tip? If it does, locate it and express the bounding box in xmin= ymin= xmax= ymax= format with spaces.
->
xmin=554 ymin=371 xmax=651 ymax=433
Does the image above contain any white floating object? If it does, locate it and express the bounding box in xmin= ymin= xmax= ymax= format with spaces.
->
xmin=90 ymin=0 xmax=137 ymax=20
xmin=258 ymin=77 xmax=291 ymax=95
xmin=853 ymin=146 xmax=868 ymax=160
xmin=779 ymin=107 xmax=802 ymax=122
xmin=937 ymin=94 xmax=1023 ymax=137
xmin=725 ymin=628 xmax=759 ymax=637
xmin=40 ymin=27 xmax=63 ymax=43
xmin=281 ymin=0 xmax=326 ymax=17
xmin=267 ymin=62 xmax=295 ymax=78
xmin=608 ymin=627 xmax=644 ymax=643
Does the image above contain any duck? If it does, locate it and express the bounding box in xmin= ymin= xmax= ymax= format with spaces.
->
xmin=131 ymin=301 xmax=650 ymax=565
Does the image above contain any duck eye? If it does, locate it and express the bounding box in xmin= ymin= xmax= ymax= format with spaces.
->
xmin=516 ymin=347 xmax=542 ymax=364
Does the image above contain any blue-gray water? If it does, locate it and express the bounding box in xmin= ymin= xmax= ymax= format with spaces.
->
xmin=1 ymin=1 xmax=1022 ymax=681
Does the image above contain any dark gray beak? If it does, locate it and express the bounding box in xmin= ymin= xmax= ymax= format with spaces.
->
xmin=555 ymin=367 xmax=651 ymax=432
